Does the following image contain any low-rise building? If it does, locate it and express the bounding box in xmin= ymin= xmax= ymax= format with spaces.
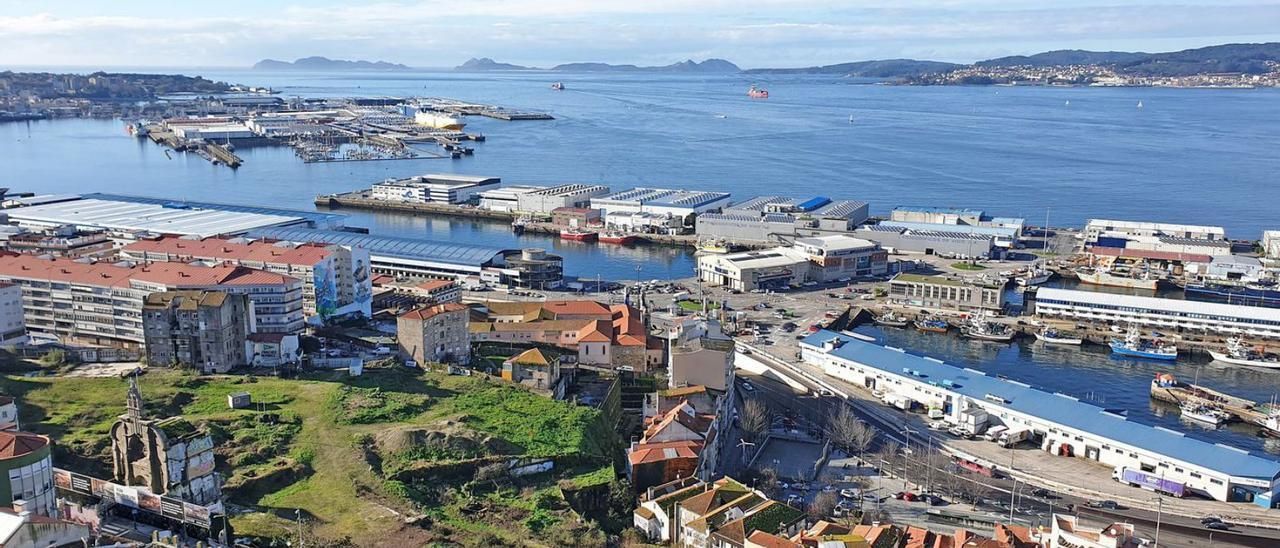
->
xmin=469 ymin=300 xmax=654 ymax=371
xmin=0 ymin=397 xmax=17 ymax=431
xmin=0 ymin=506 xmax=92 ymax=548
xmin=879 ymin=220 xmax=1019 ymax=249
xmin=4 ymin=227 xmax=115 ymax=258
xmin=407 ymin=279 xmax=462 ymax=304
xmin=501 ymin=348 xmax=566 ymax=398
xmin=853 ymin=225 xmax=998 ymax=258
xmin=477 ymin=185 xmax=546 ymax=212
xmin=245 ymin=332 xmax=301 ymax=368
xmin=550 ymin=207 xmax=602 ymax=227
xmin=1085 ymin=218 xmax=1226 ymax=243
xmin=1034 ymin=287 xmax=1280 ymax=339
xmin=142 ymin=291 xmax=252 ymax=373
xmin=1264 ymin=230 xmax=1280 ymax=262
xmin=1046 ymin=514 xmax=1137 ymax=548
xmin=397 ymin=303 xmax=471 ymax=366
xmin=0 ymin=430 xmax=55 ymax=515
xmin=792 ymin=235 xmax=888 ymax=281
xmin=592 ymin=188 xmax=732 ymax=226
xmin=669 ymin=324 xmax=735 ymax=392
xmin=698 ymin=248 xmax=810 ymax=292
xmin=604 ymin=211 xmax=684 ymax=234
xmin=891 ymin=206 xmax=986 ymax=226
xmin=888 ymin=273 xmax=1006 ymax=313
xmin=515 ymin=184 xmax=611 ymax=215
xmin=0 ymin=283 xmax=25 ymax=346
xmin=370 ymin=173 xmax=501 ymax=204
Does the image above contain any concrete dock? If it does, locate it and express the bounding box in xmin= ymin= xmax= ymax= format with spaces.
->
xmin=1149 ymin=376 xmax=1276 ymax=425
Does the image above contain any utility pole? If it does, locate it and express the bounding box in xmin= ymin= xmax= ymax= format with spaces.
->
xmin=1154 ymin=494 xmax=1163 ymax=548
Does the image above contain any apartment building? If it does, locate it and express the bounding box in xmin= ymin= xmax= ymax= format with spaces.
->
xmin=0 ymin=254 xmax=304 ymax=347
xmin=0 ymin=283 xmax=26 ymax=346
xmin=142 ymin=291 xmax=252 ymax=373
xmin=397 ymin=303 xmax=471 ymax=366
xmin=120 ymin=235 xmax=372 ymax=321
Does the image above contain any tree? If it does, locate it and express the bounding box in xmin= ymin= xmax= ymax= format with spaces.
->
xmin=809 ymin=491 xmax=839 ymax=520
xmin=872 ymin=440 xmax=901 ymax=478
xmin=740 ymin=399 xmax=771 ymax=443
xmin=827 ymin=407 xmax=876 ymax=465
xmin=756 ymin=467 xmax=781 ymax=499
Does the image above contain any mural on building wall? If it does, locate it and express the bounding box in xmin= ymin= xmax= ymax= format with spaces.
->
xmin=312 ymin=261 xmax=339 ymax=318
xmin=351 ymin=248 xmax=373 ymax=316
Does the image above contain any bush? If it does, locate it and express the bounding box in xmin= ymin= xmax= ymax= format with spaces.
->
xmin=39 ymin=349 xmax=68 ymax=367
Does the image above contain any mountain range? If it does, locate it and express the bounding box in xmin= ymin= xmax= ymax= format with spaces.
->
xmin=252 ymin=57 xmax=411 ymax=71
xmin=454 ymin=57 xmax=741 ymax=73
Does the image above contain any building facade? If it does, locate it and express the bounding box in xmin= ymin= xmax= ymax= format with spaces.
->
xmin=0 ymin=431 xmax=54 ymax=516
xmin=592 ymin=188 xmax=732 ymax=226
xmin=698 ymin=249 xmax=810 ymax=292
xmin=0 ymin=255 xmax=304 ymax=347
xmin=142 ymin=291 xmax=252 ymax=373
xmin=516 ymin=184 xmax=611 ymax=214
xmin=1034 ymin=287 xmax=1280 ymax=339
xmin=1084 ymin=219 xmax=1226 ymax=243
xmin=397 ymin=303 xmax=471 ymax=366
xmin=0 ymin=283 xmax=25 ymax=346
xmin=888 ymin=273 xmax=1006 ymax=313
xmin=792 ymin=235 xmax=888 ymax=281
xmin=370 ymin=174 xmax=501 ymax=204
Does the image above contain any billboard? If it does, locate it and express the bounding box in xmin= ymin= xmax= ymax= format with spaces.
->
xmin=51 ymin=468 xmax=223 ymax=530
xmin=1122 ymin=468 xmax=1186 ymax=497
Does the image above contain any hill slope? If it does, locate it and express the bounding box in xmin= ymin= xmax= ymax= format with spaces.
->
xmin=253 ymin=56 xmax=411 ymax=71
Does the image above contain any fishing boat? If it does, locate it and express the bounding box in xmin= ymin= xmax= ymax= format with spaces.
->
xmin=127 ymin=120 xmax=150 ymax=137
xmin=1076 ymin=266 xmax=1159 ymax=290
xmin=1110 ymin=328 xmax=1177 ymax=361
xmin=598 ymin=231 xmax=638 ymax=245
xmin=1016 ymin=265 xmax=1053 ymax=287
xmin=1137 ymin=100 xmax=1144 ymax=109
xmin=961 ymin=313 xmax=1016 ymax=342
xmin=559 ymin=228 xmax=598 ymax=242
xmin=914 ymin=317 xmax=950 ymax=333
xmin=1185 ymin=281 xmax=1280 ymax=309
xmin=747 ymin=84 xmax=769 ymax=99
xmin=874 ymin=311 xmax=910 ymax=328
xmin=1180 ymin=403 xmax=1229 ymax=427
xmin=511 ymin=216 xmax=529 ymax=235
xmin=1036 ymin=328 xmax=1084 ymax=346
xmin=1208 ymin=337 xmax=1280 ymax=369
xmin=1258 ymin=413 xmax=1280 ymax=438
xmin=551 ymin=82 xmax=565 ymax=91
xmin=696 ymin=239 xmax=732 ymax=254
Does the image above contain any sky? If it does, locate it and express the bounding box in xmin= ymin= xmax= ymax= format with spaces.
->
xmin=2 ymin=1 xmax=1280 ymax=69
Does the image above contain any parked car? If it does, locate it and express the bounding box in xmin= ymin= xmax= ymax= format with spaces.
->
xmin=839 ymin=488 xmax=859 ymax=499
xmin=1200 ymin=516 xmax=1223 ymax=525
xmin=1205 ymin=522 xmax=1231 ymax=531
xmin=1087 ymin=500 xmax=1120 ymax=510
xmin=1030 ymin=488 xmax=1051 ymax=498
xmin=741 ymin=381 xmax=755 ymax=392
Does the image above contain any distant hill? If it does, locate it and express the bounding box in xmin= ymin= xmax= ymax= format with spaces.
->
xmin=253 ymin=56 xmax=411 ymax=71
xmin=746 ymin=59 xmax=961 ymax=77
xmin=455 ymin=58 xmax=534 ymax=71
xmin=975 ymin=43 xmax=1280 ymax=76
xmin=550 ymin=58 xmax=740 ymax=72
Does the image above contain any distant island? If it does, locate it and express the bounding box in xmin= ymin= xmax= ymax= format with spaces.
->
xmin=453 ymin=58 xmax=740 ymax=73
xmin=745 ymin=59 xmax=961 ymax=78
xmin=253 ymin=56 xmax=411 ymax=71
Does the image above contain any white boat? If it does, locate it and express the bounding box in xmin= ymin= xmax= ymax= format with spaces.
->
xmin=413 ymin=111 xmax=466 ymax=130
xmin=1036 ymin=328 xmax=1083 ymax=345
xmin=1209 ymin=337 xmax=1280 ymax=369
xmin=1259 ymin=414 xmax=1280 ymax=437
xmin=1180 ymin=403 xmax=1229 ymax=426
xmin=1016 ymin=267 xmax=1053 ymax=287
xmin=874 ymin=312 xmax=910 ymax=328
xmin=1076 ymin=267 xmax=1158 ymax=290
xmin=1137 ymin=100 xmax=1144 ymax=109
xmin=962 ymin=312 xmax=1016 ymax=342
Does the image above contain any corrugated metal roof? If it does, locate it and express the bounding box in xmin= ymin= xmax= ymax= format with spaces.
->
xmin=814 ymin=200 xmax=868 ymax=219
xmin=10 ymin=197 xmax=303 ymax=237
xmin=881 ymin=221 xmax=1018 ymax=238
xmin=802 ymin=332 xmax=1280 ymax=480
xmin=246 ymin=228 xmax=504 ymax=267
xmin=1036 ymin=287 xmax=1280 ymax=323
xmin=85 ymin=193 xmax=345 ymax=226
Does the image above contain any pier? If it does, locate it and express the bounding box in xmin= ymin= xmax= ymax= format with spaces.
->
xmin=204 ymin=143 xmax=242 ymax=168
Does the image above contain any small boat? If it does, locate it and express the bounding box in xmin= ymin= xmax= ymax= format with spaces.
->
xmin=914 ymin=317 xmax=950 ymax=333
xmin=874 ymin=312 xmax=910 ymax=328
xmin=1065 ymin=100 xmax=1070 ymax=106
xmin=1180 ymin=403 xmax=1229 ymax=427
xmin=961 ymin=313 xmax=1016 ymax=342
xmin=598 ymin=231 xmax=638 ymax=245
xmin=559 ymin=228 xmax=598 ymax=241
xmin=696 ymin=239 xmax=732 ymax=254
xmin=715 ymin=114 xmax=727 ymax=119
xmin=551 ymin=82 xmax=565 ymax=91
xmin=1110 ymin=328 xmax=1177 ymax=361
xmin=1209 ymin=337 xmax=1280 ymax=369
xmin=848 ymin=114 xmax=854 ymax=123
xmin=1016 ymin=266 xmax=1053 ymax=287
xmin=1137 ymin=100 xmax=1144 ymax=109
xmin=1258 ymin=414 xmax=1280 ymax=438
xmin=748 ymin=84 xmax=769 ymax=99
xmin=1036 ymin=328 xmax=1084 ymax=345
xmin=511 ymin=216 xmax=528 ymax=235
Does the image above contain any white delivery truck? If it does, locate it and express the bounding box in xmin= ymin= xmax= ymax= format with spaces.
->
xmin=982 ymin=425 xmax=1009 ymax=443
xmin=998 ymin=427 xmax=1030 ymax=447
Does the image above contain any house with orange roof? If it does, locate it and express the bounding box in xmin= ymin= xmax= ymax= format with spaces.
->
xmin=407 ymin=278 xmax=462 ymax=304
xmin=469 ymin=300 xmax=655 ymax=370
xmin=0 ymin=254 xmax=305 ymax=347
xmin=1046 ymin=514 xmax=1138 ymax=548
xmin=628 ymin=439 xmax=703 ymax=492
xmin=120 ymin=234 xmax=373 ymax=321
xmin=501 ymin=348 xmax=567 ymax=398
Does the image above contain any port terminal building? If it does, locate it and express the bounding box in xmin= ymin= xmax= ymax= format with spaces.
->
xmin=370 ymin=174 xmax=502 ymax=205
xmin=852 ymin=225 xmax=1000 ymax=259
xmin=695 ymin=196 xmax=870 ymax=243
xmin=697 ymin=235 xmax=887 ymax=292
xmin=1084 ymin=219 xmax=1227 ymax=243
xmin=801 ymin=332 xmax=1280 ymax=505
xmin=244 ymin=228 xmax=564 ymax=289
xmin=591 ymin=188 xmax=732 ymax=225
xmin=1031 ymin=287 xmax=1280 ymax=339
xmin=888 ymin=273 xmax=1006 ymax=313
xmin=4 ymin=193 xmax=343 ymax=238
xmin=476 ymin=184 xmax=611 ymax=215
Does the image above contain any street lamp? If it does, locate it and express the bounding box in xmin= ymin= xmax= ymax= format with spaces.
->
xmin=1009 ymin=479 xmax=1025 ymax=523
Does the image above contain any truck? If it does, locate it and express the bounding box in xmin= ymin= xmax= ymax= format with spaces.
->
xmin=1112 ymin=467 xmax=1186 ymax=498
xmin=982 ymin=425 xmax=1009 ymax=442
xmin=997 ymin=427 xmax=1030 ymax=447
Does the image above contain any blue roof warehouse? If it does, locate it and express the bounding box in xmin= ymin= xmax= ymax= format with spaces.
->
xmin=800 ymin=331 xmax=1280 ymax=506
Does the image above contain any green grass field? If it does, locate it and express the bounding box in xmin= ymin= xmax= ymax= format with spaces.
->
xmin=951 ymin=261 xmax=988 ymax=271
xmin=2 ymin=366 xmax=621 ymax=546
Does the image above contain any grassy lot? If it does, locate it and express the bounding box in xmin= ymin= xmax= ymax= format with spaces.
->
xmin=676 ymin=299 xmax=719 ymax=312
xmin=2 ymin=366 xmax=623 ymax=546
xmin=951 ymin=261 xmax=988 ymax=271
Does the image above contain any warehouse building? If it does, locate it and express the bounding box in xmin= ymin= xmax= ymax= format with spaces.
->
xmin=802 ymin=333 xmax=1280 ymax=504
xmin=853 ymin=225 xmax=999 ymax=258
xmin=724 ymin=196 xmax=870 ymax=230
xmin=888 ymin=273 xmax=1006 ymax=313
xmin=695 ymin=213 xmax=797 ymax=244
xmin=592 ymin=188 xmax=732 ymax=225
xmin=5 ymin=194 xmax=336 ymax=238
xmin=370 ymin=174 xmax=501 ymax=204
xmin=604 ymin=212 xmax=684 ymax=235
xmin=1263 ymin=231 xmax=1280 ymax=262
xmin=891 ymin=206 xmax=1026 ymax=236
xmin=477 ymin=185 xmax=546 ymax=213
xmin=698 ymin=249 xmax=809 ymax=292
xmin=1084 ymin=219 xmax=1226 ymax=243
xmin=516 ymin=184 xmax=611 ymax=215
xmin=878 ymin=221 xmax=1019 ymax=248
xmin=244 ymin=228 xmax=563 ymax=289
xmin=0 ymin=255 xmax=305 ymax=346
xmin=792 ymin=235 xmax=889 ymax=281
xmin=1033 ymin=287 xmax=1280 ymax=339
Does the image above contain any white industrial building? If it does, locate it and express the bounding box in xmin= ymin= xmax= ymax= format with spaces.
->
xmin=802 ymin=333 xmax=1280 ymax=505
xmin=516 ymin=184 xmax=611 ymax=214
xmin=1034 ymin=287 xmax=1280 ymax=339
xmin=890 ymin=206 xmax=1025 ymax=237
xmin=370 ymin=174 xmax=501 ymax=205
xmin=724 ymin=196 xmax=870 ymax=230
xmin=477 ymin=185 xmax=546 ymax=212
xmin=591 ymin=188 xmax=732 ymax=224
xmin=1084 ymin=219 xmax=1226 ymax=243
xmin=604 ymin=212 xmax=683 ymax=234
xmin=170 ymin=123 xmax=255 ymax=141
xmin=879 ymin=221 xmax=1019 ymax=249
xmin=792 ymin=235 xmax=889 ymax=281
xmin=1262 ymin=231 xmax=1280 ymax=261
xmin=4 ymin=194 xmax=333 ymax=238
xmin=697 ymin=236 xmax=887 ymax=291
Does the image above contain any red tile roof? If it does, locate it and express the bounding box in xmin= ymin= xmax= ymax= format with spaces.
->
xmin=611 ymin=304 xmax=648 ymax=346
xmin=577 ymin=320 xmax=613 ymax=343
xmin=123 ymin=235 xmax=333 ymax=265
xmin=628 ymin=439 xmax=703 ymax=465
xmin=400 ymin=302 xmax=469 ymax=321
xmin=0 ymin=254 xmax=298 ymax=289
xmin=542 ymin=300 xmax=612 ymax=318
xmin=416 ymin=279 xmax=456 ymax=292
xmin=749 ymin=530 xmax=801 ymax=548
xmin=0 ymin=431 xmax=49 ymax=459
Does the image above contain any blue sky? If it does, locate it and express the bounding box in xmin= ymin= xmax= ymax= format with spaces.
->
xmin=2 ymin=1 xmax=1279 ymax=68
